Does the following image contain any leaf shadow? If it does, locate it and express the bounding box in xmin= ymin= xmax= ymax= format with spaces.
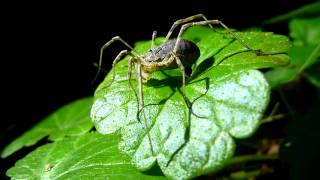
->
xmin=191 ymin=39 xmax=237 ymax=79
xmin=164 ymin=77 xmax=210 ymax=167
xmin=192 ymin=38 xmax=289 ymax=80
xmin=142 ymin=161 xmax=165 ymax=176
xmin=146 ymin=75 xmax=183 ymax=89
xmin=137 ymin=81 xmax=176 ymax=121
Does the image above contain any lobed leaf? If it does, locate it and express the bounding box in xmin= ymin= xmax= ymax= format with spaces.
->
xmin=91 ymin=26 xmax=290 ymax=179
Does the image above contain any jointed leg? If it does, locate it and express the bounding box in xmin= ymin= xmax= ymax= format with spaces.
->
xmin=127 ymin=57 xmax=134 ymax=88
xmin=151 ymin=31 xmax=157 ymax=49
xmin=137 ymin=62 xmax=154 ymax=155
xmin=173 ymin=20 xmax=255 ymax=54
xmin=112 ymin=50 xmax=129 ymax=79
xmin=137 ymin=63 xmax=144 ymax=114
xmin=128 ymin=58 xmax=142 ymax=123
xmin=101 ymin=50 xmax=130 ymax=88
xmin=165 ymin=14 xmax=213 ymax=41
xmin=172 ymin=53 xmax=186 ymax=96
xmin=93 ymin=36 xmax=139 ymax=83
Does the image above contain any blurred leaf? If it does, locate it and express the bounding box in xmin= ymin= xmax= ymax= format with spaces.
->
xmin=265 ymin=45 xmax=320 ymax=87
xmin=1 ymin=97 xmax=93 ymax=158
xmin=263 ymin=2 xmax=320 ymax=24
xmin=290 ymin=17 xmax=320 ymax=46
xmin=91 ymin=26 xmax=290 ymax=179
xmin=265 ymin=17 xmax=320 ymax=88
xmin=7 ymin=133 xmax=166 ymax=179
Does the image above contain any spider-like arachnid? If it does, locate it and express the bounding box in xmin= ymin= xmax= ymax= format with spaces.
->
xmin=95 ymin=14 xmax=260 ymax=153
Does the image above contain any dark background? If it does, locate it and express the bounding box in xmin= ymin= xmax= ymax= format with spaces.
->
xmin=0 ymin=0 xmax=315 ymax=178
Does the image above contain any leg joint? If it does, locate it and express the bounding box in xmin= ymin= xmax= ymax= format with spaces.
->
xmin=112 ymin=36 xmax=121 ymax=40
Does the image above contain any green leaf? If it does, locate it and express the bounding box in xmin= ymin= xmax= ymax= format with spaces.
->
xmin=182 ymin=26 xmax=290 ymax=68
xmin=263 ymin=1 xmax=320 ymax=24
xmin=1 ymin=97 xmax=93 ymax=158
xmin=6 ymin=133 xmax=166 ymax=179
xmin=265 ymin=45 xmax=320 ymax=87
xmin=265 ymin=17 xmax=320 ymax=88
xmin=290 ymin=17 xmax=320 ymax=46
xmin=91 ymin=26 xmax=290 ymax=179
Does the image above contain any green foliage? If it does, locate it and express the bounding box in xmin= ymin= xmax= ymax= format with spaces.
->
xmin=263 ymin=4 xmax=320 ymax=179
xmin=1 ymin=98 xmax=93 ymax=158
xmin=182 ymin=27 xmax=289 ymax=68
xmin=265 ymin=17 xmax=320 ymax=88
xmin=6 ymin=133 xmax=166 ymax=179
xmin=91 ymin=26 xmax=290 ymax=179
xmin=4 ymin=3 xmax=319 ymax=179
xmin=3 ymin=26 xmax=291 ymax=179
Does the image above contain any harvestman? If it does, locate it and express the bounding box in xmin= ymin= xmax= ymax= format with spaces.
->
xmin=95 ymin=14 xmax=261 ymax=154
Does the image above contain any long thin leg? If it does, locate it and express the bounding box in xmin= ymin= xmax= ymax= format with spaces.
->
xmin=137 ymin=63 xmax=144 ymax=115
xmin=174 ymin=20 xmax=255 ymax=54
xmin=93 ymin=36 xmax=140 ymax=83
xmin=103 ymin=50 xmax=130 ymax=88
xmin=137 ymin=62 xmax=154 ymax=155
xmin=151 ymin=31 xmax=157 ymax=49
xmin=109 ymin=50 xmax=129 ymax=86
xmin=172 ymin=53 xmax=186 ymax=96
xmin=128 ymin=58 xmax=141 ymax=122
xmin=165 ymin=14 xmax=213 ymax=41
xmin=127 ymin=57 xmax=134 ymax=88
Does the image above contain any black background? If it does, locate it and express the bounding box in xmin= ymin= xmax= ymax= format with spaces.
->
xmin=0 ymin=0 xmax=315 ymax=178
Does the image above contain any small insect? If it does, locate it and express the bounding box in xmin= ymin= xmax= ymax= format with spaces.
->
xmin=95 ymin=14 xmax=259 ymax=153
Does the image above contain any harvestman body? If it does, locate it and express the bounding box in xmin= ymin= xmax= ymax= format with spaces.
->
xmin=95 ymin=14 xmax=260 ymax=154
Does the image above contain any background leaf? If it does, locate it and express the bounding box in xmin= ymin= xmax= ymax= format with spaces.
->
xmin=290 ymin=17 xmax=320 ymax=46
xmin=265 ymin=17 xmax=320 ymax=88
xmin=1 ymin=97 xmax=93 ymax=158
xmin=6 ymin=133 xmax=166 ymax=179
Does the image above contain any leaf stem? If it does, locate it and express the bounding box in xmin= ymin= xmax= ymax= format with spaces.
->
xmin=228 ymin=154 xmax=278 ymax=166
xmin=261 ymin=113 xmax=286 ymax=124
xmin=298 ymin=42 xmax=320 ymax=74
xmin=230 ymin=169 xmax=261 ymax=179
